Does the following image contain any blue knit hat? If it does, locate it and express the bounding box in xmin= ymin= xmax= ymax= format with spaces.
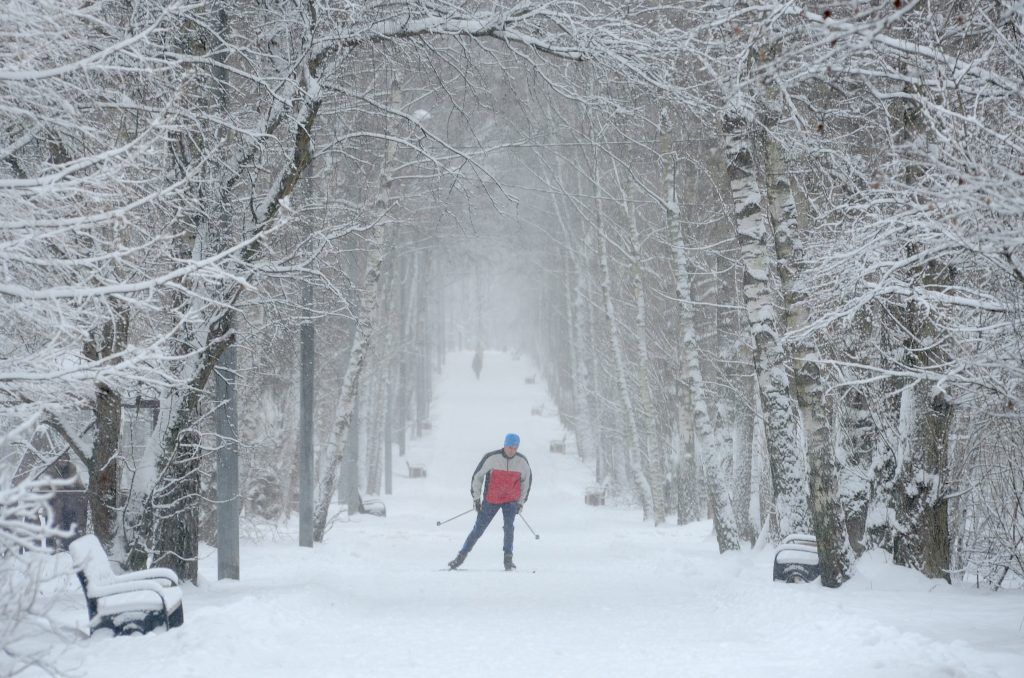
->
xmin=503 ymin=433 xmax=520 ymax=447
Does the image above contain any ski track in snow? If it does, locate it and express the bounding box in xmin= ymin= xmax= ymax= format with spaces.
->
xmin=28 ymin=351 xmax=1024 ymax=677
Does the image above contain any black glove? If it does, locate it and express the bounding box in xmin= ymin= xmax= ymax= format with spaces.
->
xmin=516 ymin=503 xmax=524 ymax=514
xmin=474 ymin=499 xmax=482 ymax=513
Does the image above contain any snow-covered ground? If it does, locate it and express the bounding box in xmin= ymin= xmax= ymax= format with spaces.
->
xmin=26 ymin=351 xmax=1024 ymax=677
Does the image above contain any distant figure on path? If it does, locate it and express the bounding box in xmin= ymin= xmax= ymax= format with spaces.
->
xmin=448 ymin=433 xmax=532 ymax=571
xmin=471 ymin=349 xmax=483 ymax=379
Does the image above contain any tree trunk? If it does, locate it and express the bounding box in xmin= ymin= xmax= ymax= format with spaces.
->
xmin=313 ymin=243 xmax=384 ymax=541
xmin=669 ymin=163 xmax=740 ymax=551
xmin=731 ymin=407 xmax=757 ymax=544
xmin=621 ymin=170 xmax=666 ymax=525
xmin=597 ymin=230 xmax=654 ymax=518
xmin=889 ymin=81 xmax=954 ymax=581
xmin=839 ymin=388 xmax=872 ymax=554
xmin=724 ymin=100 xmax=809 ymax=538
xmin=552 ymin=184 xmax=598 ymax=464
xmin=82 ymin=303 xmax=130 ymax=551
xmin=767 ymin=145 xmax=853 ymax=586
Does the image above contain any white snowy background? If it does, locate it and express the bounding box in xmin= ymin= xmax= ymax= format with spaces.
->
xmin=22 ymin=351 xmax=1024 ymax=678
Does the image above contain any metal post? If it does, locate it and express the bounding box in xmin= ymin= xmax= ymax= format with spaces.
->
xmin=299 ymin=284 xmax=315 ymax=547
xmin=215 ymin=342 xmax=240 ymax=579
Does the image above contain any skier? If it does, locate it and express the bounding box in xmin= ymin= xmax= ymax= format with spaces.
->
xmin=448 ymin=433 xmax=532 ymax=571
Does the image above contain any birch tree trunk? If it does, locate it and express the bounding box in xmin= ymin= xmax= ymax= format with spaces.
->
xmin=551 ymin=180 xmax=598 ymax=464
xmin=839 ymin=388 xmax=872 ymax=553
xmin=597 ymin=231 xmax=654 ymax=517
xmin=768 ymin=150 xmax=853 ymax=586
xmin=581 ymin=225 xmax=614 ymax=485
xmin=667 ymin=162 xmax=740 ymax=551
xmin=724 ymin=99 xmax=809 ymax=538
xmin=567 ymin=255 xmax=599 ymax=463
xmin=731 ymin=406 xmax=757 ymax=545
xmin=312 ymin=241 xmax=385 ymax=541
xmin=365 ymin=368 xmax=385 ymax=496
xmin=615 ymin=163 xmax=666 ymax=524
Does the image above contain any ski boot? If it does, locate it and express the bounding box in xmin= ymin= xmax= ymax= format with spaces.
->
xmin=504 ymin=553 xmax=516 ymax=571
xmin=448 ymin=551 xmax=467 ymax=570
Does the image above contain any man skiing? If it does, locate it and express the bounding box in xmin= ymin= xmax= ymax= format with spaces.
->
xmin=448 ymin=433 xmax=532 ymax=571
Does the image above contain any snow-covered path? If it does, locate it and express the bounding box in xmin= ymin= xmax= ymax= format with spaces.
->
xmin=36 ymin=351 xmax=1024 ymax=677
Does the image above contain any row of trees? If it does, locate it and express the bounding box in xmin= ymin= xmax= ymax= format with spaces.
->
xmin=2 ymin=4 xmax=1022 ymax=668
xmin=1 ymin=2 xmax=683 ymax=672
xmin=523 ymin=0 xmax=1023 ymax=589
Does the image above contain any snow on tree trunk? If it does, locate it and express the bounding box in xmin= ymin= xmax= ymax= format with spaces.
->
xmin=365 ymin=370 xmax=385 ymax=497
xmin=673 ymin=381 xmax=702 ymax=526
xmin=313 ymin=242 xmax=385 ymax=542
xmin=724 ymin=99 xmax=809 ymax=538
xmin=81 ymin=303 xmax=130 ymax=551
xmin=838 ymin=389 xmax=872 ymax=554
xmin=581 ymin=224 xmax=616 ymax=488
xmin=731 ymin=406 xmax=757 ymax=545
xmin=616 ymin=163 xmax=666 ymax=525
xmin=889 ymin=86 xmax=954 ymax=581
xmin=597 ymin=229 xmax=654 ymax=517
xmin=567 ymin=252 xmax=599 ymax=465
xmin=891 ymin=271 xmax=955 ymax=580
xmin=896 ymin=382 xmax=953 ymax=580
xmin=668 ymin=165 xmax=740 ymax=551
xmin=551 ymin=179 xmax=599 ymax=466
xmin=768 ymin=148 xmax=853 ymax=586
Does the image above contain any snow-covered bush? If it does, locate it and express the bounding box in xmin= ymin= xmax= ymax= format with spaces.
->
xmin=0 ymin=472 xmax=72 ymax=676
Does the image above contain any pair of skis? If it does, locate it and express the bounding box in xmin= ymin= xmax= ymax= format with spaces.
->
xmin=443 ymin=568 xmax=535 ymax=573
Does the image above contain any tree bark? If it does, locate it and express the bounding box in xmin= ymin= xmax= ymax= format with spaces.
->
xmin=81 ymin=303 xmax=130 ymax=551
xmin=668 ymin=162 xmax=740 ymax=551
xmin=597 ymin=231 xmax=654 ymax=518
xmin=313 ymin=242 xmax=385 ymax=541
xmin=724 ymin=100 xmax=810 ymax=538
xmin=767 ymin=145 xmax=853 ymax=586
xmin=616 ymin=163 xmax=666 ymax=524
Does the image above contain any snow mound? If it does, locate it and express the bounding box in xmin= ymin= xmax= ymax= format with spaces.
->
xmin=846 ymin=549 xmax=951 ymax=593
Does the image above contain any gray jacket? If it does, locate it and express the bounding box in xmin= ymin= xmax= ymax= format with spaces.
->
xmin=471 ymin=449 xmax=532 ymax=505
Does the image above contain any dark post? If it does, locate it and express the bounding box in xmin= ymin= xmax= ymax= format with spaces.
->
xmin=384 ymin=385 xmax=393 ymax=495
xmin=215 ymin=341 xmax=240 ymax=579
xmin=397 ymin=256 xmax=409 ymax=457
xmin=299 ymin=284 xmax=315 ymax=547
xmin=211 ymin=0 xmax=239 ymax=579
xmin=343 ymin=397 xmax=361 ymax=514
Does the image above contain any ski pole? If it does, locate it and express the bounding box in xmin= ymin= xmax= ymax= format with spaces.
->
xmin=436 ymin=507 xmax=475 ymax=526
xmin=518 ymin=513 xmax=540 ymax=540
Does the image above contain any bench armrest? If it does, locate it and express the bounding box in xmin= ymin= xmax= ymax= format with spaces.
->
xmin=113 ymin=568 xmax=179 ymax=587
xmin=87 ymin=580 xmax=181 ymax=615
xmin=87 ymin=579 xmax=169 ymax=599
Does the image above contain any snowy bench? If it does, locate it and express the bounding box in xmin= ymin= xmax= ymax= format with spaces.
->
xmin=549 ymin=440 xmax=566 ymax=454
xmin=585 ymin=486 xmax=606 ymax=506
xmin=772 ymin=533 xmax=820 ymax=583
xmin=406 ymin=460 xmax=427 ymax=478
xmin=68 ymin=534 xmax=184 ymax=636
xmin=531 ymin=405 xmax=544 ymax=416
